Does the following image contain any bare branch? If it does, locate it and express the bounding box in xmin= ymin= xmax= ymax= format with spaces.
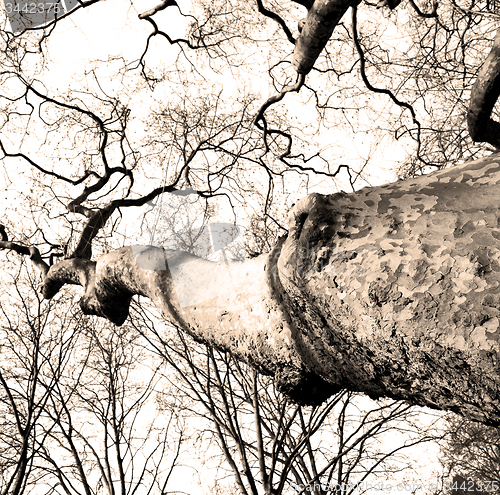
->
xmin=68 ymin=182 xmax=188 ymax=259
xmin=138 ymin=0 xmax=178 ymax=19
xmin=254 ymin=73 xmax=306 ymax=128
xmin=0 ymin=225 xmax=50 ymax=277
xmin=254 ymin=0 xmax=296 ymax=45
xmin=351 ymin=4 xmax=432 ymax=168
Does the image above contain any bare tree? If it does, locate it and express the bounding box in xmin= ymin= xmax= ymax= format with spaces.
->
xmin=3 ymin=0 xmax=500 ymax=428
xmin=438 ymin=414 xmax=500 ymax=489
xmin=131 ymin=310 xmax=442 ymax=495
xmin=0 ymin=265 xmax=80 ymax=495
xmin=34 ymin=319 xmax=187 ymax=495
xmin=0 ymin=265 xmax=189 ymax=495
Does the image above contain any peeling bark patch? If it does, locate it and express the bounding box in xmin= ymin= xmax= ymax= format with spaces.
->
xmin=368 ymin=281 xmax=394 ymax=306
xmin=276 ymin=154 xmax=500 ymax=424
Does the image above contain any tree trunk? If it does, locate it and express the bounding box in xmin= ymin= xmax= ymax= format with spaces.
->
xmin=43 ymin=153 xmax=500 ymax=425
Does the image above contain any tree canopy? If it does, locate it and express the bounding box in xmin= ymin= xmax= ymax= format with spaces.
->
xmin=1 ymin=0 xmax=500 ymax=428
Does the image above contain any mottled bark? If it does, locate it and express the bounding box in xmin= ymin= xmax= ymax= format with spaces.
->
xmin=277 ymin=154 xmax=500 ymax=424
xmin=37 ymin=153 xmax=500 ymax=426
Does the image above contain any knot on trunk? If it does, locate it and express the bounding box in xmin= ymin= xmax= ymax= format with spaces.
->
xmin=42 ymin=257 xmax=133 ymax=326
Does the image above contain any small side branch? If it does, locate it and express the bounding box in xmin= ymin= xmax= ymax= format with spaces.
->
xmin=351 ymin=6 xmax=418 ymax=126
xmin=255 ymin=0 xmax=296 ymax=45
xmin=254 ymin=73 xmax=306 ymax=128
xmin=137 ymin=0 xmax=201 ymax=73
xmin=0 ymin=225 xmax=49 ymax=277
xmin=352 ymin=5 xmax=429 ymax=166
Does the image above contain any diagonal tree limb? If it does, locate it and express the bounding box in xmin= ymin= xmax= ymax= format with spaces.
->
xmin=138 ymin=0 xmax=178 ymax=19
xmin=291 ymin=0 xmax=356 ymax=75
xmin=467 ymin=29 xmax=500 ymax=149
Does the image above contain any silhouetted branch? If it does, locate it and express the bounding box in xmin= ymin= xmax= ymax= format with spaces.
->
xmin=138 ymin=0 xmax=178 ymax=19
xmin=0 ymin=225 xmax=50 ymax=277
xmin=254 ymin=73 xmax=306 ymax=128
xmin=255 ymin=0 xmax=296 ymax=45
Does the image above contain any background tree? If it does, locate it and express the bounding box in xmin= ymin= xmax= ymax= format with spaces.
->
xmin=0 ymin=265 xmax=189 ymax=495
xmin=0 ymin=264 xmax=78 ymax=495
xmin=132 ymin=310 xmax=443 ymax=495
xmin=438 ymin=414 xmax=500 ymax=490
xmin=34 ymin=319 xmax=187 ymax=495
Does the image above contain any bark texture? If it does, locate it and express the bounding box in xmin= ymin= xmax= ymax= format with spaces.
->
xmin=292 ymin=0 xmax=354 ymax=74
xmin=42 ymin=154 xmax=500 ymax=425
xmin=277 ymin=155 xmax=500 ymax=424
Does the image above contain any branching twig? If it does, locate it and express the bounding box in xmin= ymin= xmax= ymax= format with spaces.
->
xmin=254 ymin=73 xmax=306 ymax=129
xmin=351 ymin=4 xmax=431 ymax=167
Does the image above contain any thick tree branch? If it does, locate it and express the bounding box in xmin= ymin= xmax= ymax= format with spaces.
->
xmin=291 ymin=0 xmax=355 ymax=75
xmin=467 ymin=29 xmax=500 ymax=149
xmin=138 ymin=0 xmax=178 ymax=19
xmin=6 ymin=154 xmax=500 ymax=425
